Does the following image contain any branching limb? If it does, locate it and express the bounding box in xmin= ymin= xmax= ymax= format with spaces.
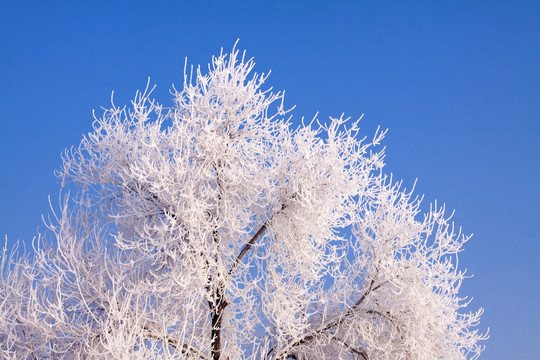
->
xmin=329 ymin=335 xmax=368 ymax=360
xmin=228 ymin=201 xmax=289 ymax=278
xmin=143 ymin=329 xmax=210 ymax=360
xmin=268 ymin=278 xmax=386 ymax=359
xmin=228 ymin=222 xmax=268 ymax=277
xmin=15 ymin=317 xmax=39 ymax=360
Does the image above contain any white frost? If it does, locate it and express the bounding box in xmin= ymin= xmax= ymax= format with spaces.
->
xmin=0 ymin=47 xmax=486 ymax=359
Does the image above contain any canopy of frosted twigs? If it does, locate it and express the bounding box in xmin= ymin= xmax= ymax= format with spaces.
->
xmin=0 ymin=47 xmax=486 ymax=359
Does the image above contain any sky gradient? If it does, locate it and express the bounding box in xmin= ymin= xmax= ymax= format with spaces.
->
xmin=1 ymin=2 xmax=539 ymax=358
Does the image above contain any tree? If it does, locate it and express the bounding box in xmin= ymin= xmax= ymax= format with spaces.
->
xmin=0 ymin=47 xmax=486 ymax=360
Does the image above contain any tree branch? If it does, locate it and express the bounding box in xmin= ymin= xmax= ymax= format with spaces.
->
xmin=228 ymin=222 xmax=268 ymax=277
xmin=16 ymin=317 xmax=39 ymax=360
xmin=329 ymin=335 xmax=368 ymax=360
xmin=268 ymin=279 xmax=386 ymax=359
xmin=143 ymin=329 xmax=210 ymax=360
xmin=228 ymin=202 xmax=289 ymax=278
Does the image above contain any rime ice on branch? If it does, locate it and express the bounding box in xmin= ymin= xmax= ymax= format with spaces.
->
xmin=0 ymin=47 xmax=486 ymax=359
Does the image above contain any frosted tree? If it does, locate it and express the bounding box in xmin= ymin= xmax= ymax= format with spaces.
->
xmin=0 ymin=47 xmax=486 ymax=359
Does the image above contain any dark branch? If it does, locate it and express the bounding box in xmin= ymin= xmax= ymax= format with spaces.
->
xmin=16 ymin=317 xmax=39 ymax=360
xmin=329 ymin=335 xmax=368 ymax=360
xmin=143 ymin=329 xmax=210 ymax=360
xmin=228 ymin=222 xmax=268 ymax=276
xmin=228 ymin=201 xmax=288 ymax=277
xmin=268 ymin=279 xmax=386 ymax=359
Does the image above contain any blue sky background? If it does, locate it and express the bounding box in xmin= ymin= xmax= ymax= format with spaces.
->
xmin=0 ymin=1 xmax=538 ymax=358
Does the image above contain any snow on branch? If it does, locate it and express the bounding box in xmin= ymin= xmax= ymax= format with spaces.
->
xmin=0 ymin=46 xmax=486 ymax=360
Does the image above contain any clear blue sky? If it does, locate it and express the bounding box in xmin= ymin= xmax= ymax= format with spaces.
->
xmin=1 ymin=1 xmax=538 ymax=358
